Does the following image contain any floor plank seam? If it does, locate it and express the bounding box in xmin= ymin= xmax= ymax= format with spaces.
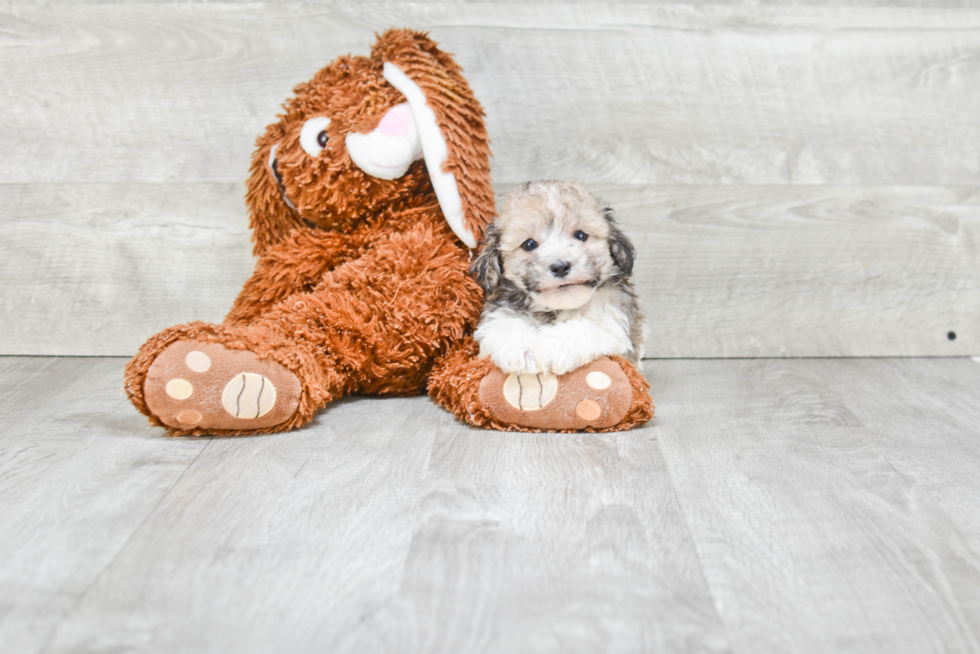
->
xmin=648 ymin=435 xmax=736 ymax=653
xmin=33 ymin=435 xmax=216 ymax=654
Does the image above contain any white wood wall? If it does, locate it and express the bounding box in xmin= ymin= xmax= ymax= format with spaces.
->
xmin=1 ymin=1 xmax=977 ymax=357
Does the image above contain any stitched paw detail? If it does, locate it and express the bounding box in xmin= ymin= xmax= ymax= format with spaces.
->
xmin=143 ymin=341 xmax=300 ymax=432
xmin=502 ymin=373 xmax=559 ymax=411
xmin=221 ymin=373 xmax=278 ymax=419
xmin=479 ymin=357 xmax=632 ymax=430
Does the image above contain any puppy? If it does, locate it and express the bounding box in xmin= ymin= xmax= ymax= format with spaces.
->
xmin=471 ymin=180 xmax=644 ymax=375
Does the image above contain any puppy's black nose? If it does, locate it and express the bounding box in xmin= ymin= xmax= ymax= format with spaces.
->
xmin=549 ymin=261 xmax=571 ymax=278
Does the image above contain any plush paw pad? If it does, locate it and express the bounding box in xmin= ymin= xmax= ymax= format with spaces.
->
xmin=143 ymin=341 xmax=301 ymax=432
xmin=478 ymin=357 xmax=632 ymax=430
xmin=502 ymin=373 xmax=558 ymax=411
xmin=221 ymin=373 xmax=278 ymax=419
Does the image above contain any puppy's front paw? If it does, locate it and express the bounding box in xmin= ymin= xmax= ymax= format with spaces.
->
xmin=493 ymin=345 xmax=543 ymax=374
xmin=531 ymin=341 xmax=583 ymax=376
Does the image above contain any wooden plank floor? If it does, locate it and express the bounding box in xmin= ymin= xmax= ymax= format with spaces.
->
xmin=2 ymin=357 xmax=979 ymax=653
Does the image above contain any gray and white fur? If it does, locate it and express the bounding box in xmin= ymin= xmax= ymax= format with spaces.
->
xmin=470 ymin=180 xmax=644 ymax=375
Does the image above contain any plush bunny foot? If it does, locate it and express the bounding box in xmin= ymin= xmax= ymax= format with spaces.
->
xmin=142 ymin=340 xmax=302 ymax=433
xmin=429 ymin=341 xmax=653 ymax=432
xmin=478 ymin=357 xmax=635 ymax=430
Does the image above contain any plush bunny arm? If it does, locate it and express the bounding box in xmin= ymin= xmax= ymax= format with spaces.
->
xmin=246 ymin=218 xmax=482 ymax=395
xmin=226 ymin=228 xmax=372 ymax=325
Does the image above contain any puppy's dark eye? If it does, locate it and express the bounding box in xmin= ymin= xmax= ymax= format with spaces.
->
xmin=317 ymin=130 xmax=329 ymax=148
xmin=573 ymin=230 xmax=589 ymax=242
xmin=521 ymin=239 xmax=538 ymax=252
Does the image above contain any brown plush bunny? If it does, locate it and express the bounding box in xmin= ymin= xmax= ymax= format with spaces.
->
xmin=124 ymin=29 xmax=652 ymax=435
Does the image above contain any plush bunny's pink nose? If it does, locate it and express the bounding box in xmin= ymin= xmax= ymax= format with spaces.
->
xmin=377 ymin=104 xmax=413 ymax=137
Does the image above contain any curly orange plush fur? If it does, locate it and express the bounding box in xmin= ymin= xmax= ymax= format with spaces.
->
xmin=124 ymin=29 xmax=652 ymax=435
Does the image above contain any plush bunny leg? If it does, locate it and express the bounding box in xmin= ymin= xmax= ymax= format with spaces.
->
xmin=126 ymin=227 xmax=375 ymax=435
xmin=429 ymin=338 xmax=654 ymax=433
xmin=125 ymin=321 xmax=342 ymax=436
xmin=126 ymin=218 xmax=481 ymax=435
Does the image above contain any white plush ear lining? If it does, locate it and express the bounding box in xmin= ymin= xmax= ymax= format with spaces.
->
xmin=382 ymin=62 xmax=476 ymax=249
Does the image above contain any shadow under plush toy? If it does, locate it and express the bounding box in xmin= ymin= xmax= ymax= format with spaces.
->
xmin=124 ymin=29 xmax=653 ymax=435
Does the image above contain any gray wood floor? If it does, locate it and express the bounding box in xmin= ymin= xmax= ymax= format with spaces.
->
xmin=2 ymin=355 xmax=978 ymax=654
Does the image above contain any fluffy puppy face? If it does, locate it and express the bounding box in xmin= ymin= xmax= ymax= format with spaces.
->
xmin=474 ymin=181 xmax=635 ymax=311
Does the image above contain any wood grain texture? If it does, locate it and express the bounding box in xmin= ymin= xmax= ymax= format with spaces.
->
xmin=651 ymin=357 xmax=980 ymax=654
xmin=2 ymin=2 xmax=979 ymax=358
xmin=2 ymin=183 xmax=976 ymax=357
xmin=0 ymin=356 xmax=208 ymax=654
xmin=3 ymin=355 xmax=979 ymax=653
xmin=6 ymin=1 xmax=977 ymax=6
xmin=1 ymin=2 xmax=978 ymax=186
xmin=603 ymin=184 xmax=980 ymax=358
xmin=33 ymin=361 xmax=726 ymax=654
xmin=0 ymin=183 xmax=254 ymax=356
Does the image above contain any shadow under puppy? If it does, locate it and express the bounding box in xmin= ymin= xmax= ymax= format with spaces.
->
xmin=472 ymin=180 xmax=645 ymax=375
xmin=426 ymin=180 xmax=653 ymax=432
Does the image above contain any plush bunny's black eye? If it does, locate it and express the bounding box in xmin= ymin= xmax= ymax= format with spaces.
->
xmin=300 ymin=116 xmax=331 ymax=157
xmin=521 ymin=239 xmax=538 ymax=252
xmin=573 ymin=230 xmax=589 ymax=242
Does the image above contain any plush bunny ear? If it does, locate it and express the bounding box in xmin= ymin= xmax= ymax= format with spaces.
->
xmin=373 ymin=29 xmax=495 ymax=249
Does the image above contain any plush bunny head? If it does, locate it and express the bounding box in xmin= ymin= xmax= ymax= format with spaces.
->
xmin=246 ymin=29 xmax=494 ymax=255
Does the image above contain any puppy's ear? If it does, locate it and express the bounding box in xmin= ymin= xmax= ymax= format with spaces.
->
xmin=604 ymin=208 xmax=635 ymax=276
xmin=469 ymin=224 xmax=503 ymax=293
